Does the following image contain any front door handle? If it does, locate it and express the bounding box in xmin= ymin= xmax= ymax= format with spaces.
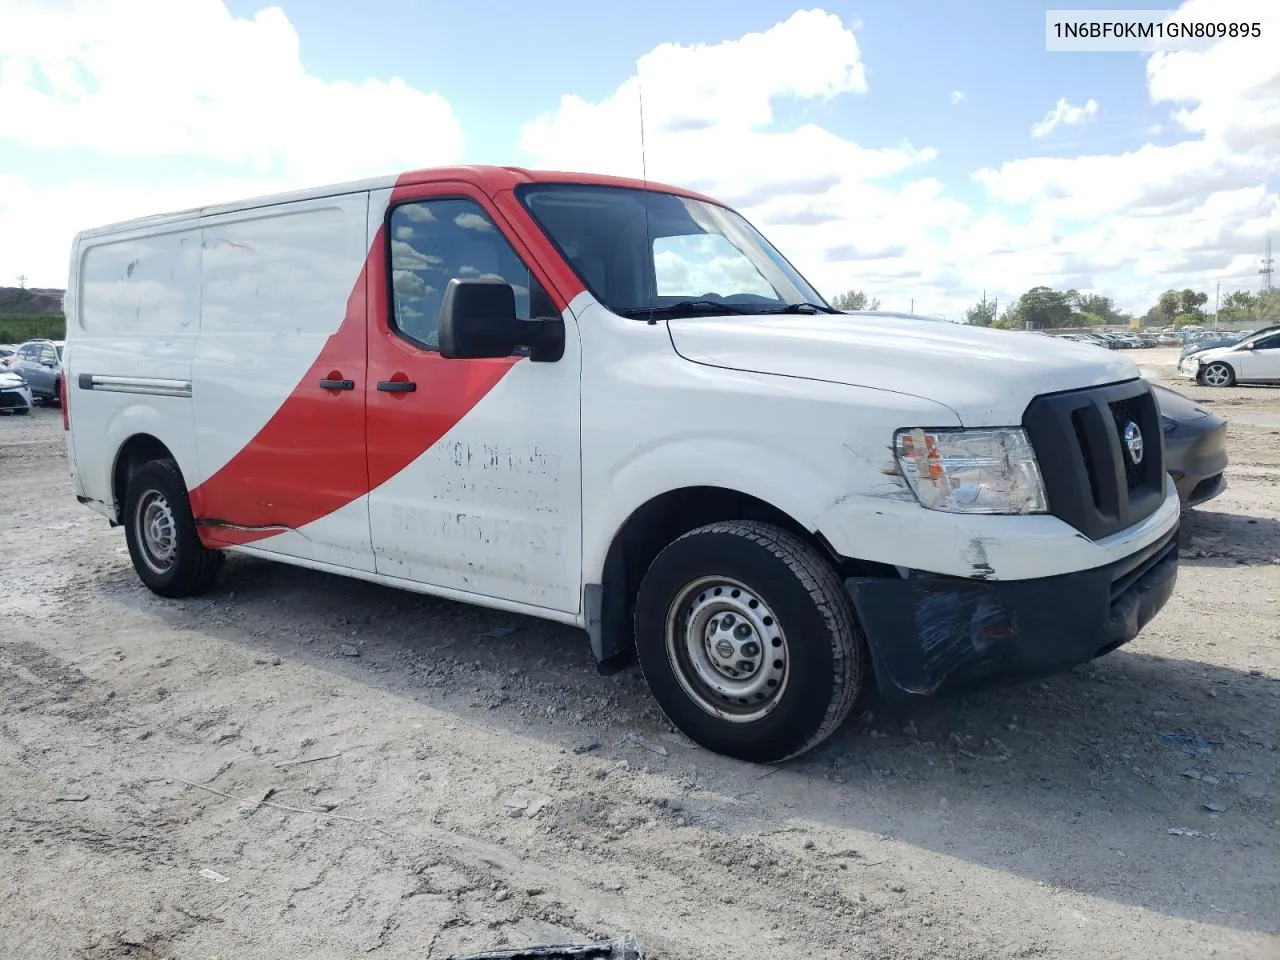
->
xmin=319 ymin=378 xmax=355 ymax=390
xmin=377 ymin=380 xmax=417 ymax=393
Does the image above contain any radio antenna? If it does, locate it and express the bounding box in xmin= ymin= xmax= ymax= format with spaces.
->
xmin=639 ymin=82 xmax=656 ymax=324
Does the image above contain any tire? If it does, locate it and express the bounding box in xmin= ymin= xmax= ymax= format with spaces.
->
xmin=633 ymin=520 xmax=864 ymax=763
xmin=123 ymin=458 xmax=225 ymax=598
xmin=1198 ymin=361 xmax=1235 ymax=387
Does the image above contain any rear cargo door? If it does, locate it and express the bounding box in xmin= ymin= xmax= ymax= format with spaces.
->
xmin=189 ymin=192 xmax=376 ymax=572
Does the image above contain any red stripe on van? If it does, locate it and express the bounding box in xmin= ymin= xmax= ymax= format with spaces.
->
xmin=188 ymin=169 xmax=579 ymax=548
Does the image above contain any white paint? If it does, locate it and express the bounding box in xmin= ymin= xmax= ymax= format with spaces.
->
xmin=65 ymin=168 xmax=1182 ymax=653
xmin=666 ymin=311 xmax=1141 ymax=426
xmin=365 ymin=325 xmax=584 ymax=614
xmin=192 ymin=191 xmax=370 ymax=480
xmin=65 ymin=222 xmax=203 ymax=513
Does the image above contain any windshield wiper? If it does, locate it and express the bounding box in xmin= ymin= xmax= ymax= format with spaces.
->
xmin=760 ymin=301 xmax=841 ymax=314
xmin=619 ymin=300 xmax=758 ymax=319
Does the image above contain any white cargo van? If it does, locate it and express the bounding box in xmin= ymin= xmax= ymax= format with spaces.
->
xmin=62 ymin=165 xmax=1180 ymax=762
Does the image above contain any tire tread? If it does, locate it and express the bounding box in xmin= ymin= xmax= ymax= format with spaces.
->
xmin=643 ymin=519 xmax=863 ymax=761
xmin=126 ymin=458 xmax=224 ymax=597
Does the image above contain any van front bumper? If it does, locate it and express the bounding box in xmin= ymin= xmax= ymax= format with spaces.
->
xmin=843 ymin=523 xmax=1179 ymax=699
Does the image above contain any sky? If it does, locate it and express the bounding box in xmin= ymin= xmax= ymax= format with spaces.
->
xmin=0 ymin=0 xmax=1277 ymax=320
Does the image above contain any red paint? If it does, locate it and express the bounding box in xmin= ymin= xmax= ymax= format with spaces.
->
xmin=187 ymin=168 xmax=591 ymax=549
xmin=392 ymin=164 xmax=725 ymax=209
xmin=365 ymin=179 xmax=530 ymax=490
xmin=191 ymin=264 xmax=371 ymax=548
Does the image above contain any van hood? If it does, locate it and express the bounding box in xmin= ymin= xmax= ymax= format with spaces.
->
xmin=666 ymin=312 xmax=1140 ymax=425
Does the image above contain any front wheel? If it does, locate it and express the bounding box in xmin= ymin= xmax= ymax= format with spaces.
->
xmin=1199 ymin=362 xmax=1235 ymax=387
xmin=633 ymin=520 xmax=865 ymax=763
xmin=123 ymin=458 xmax=225 ymax=597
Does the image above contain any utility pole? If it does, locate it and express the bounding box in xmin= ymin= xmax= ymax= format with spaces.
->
xmin=910 ymin=298 xmax=914 ymax=313
xmin=1261 ymin=236 xmax=1274 ymax=293
xmin=1215 ymin=280 xmax=1220 ymax=328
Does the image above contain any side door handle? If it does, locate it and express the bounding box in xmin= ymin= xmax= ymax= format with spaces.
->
xmin=377 ymin=380 xmax=417 ymax=393
xmin=319 ymin=378 xmax=355 ymax=391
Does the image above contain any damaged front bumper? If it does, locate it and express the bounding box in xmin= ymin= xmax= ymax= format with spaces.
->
xmin=844 ymin=524 xmax=1179 ymax=699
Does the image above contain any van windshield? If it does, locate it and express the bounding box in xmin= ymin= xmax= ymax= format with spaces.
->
xmin=516 ymin=183 xmax=834 ymax=319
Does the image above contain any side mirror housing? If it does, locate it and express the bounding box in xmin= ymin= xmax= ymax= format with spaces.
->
xmin=438 ymin=278 xmax=564 ymax=362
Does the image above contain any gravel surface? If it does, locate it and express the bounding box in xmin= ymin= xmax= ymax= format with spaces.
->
xmin=1 ymin=347 xmax=1277 ymax=960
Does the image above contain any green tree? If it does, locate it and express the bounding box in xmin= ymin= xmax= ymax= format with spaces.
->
xmin=1252 ymin=289 xmax=1280 ymax=322
xmin=1016 ymin=286 xmax=1076 ymax=329
xmin=1178 ymin=288 xmax=1208 ymax=318
xmin=991 ymin=304 xmax=1022 ymax=330
xmin=1172 ymin=312 xmax=1200 ymax=329
xmin=830 ymin=289 xmax=881 ymax=311
xmin=1155 ymin=289 xmax=1181 ymax=321
xmin=1077 ymin=293 xmax=1120 ymax=324
xmin=1076 ymin=311 xmax=1105 ymax=327
xmin=965 ymin=296 xmax=997 ymax=326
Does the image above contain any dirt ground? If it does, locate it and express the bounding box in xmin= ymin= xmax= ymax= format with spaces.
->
xmin=1 ymin=346 xmax=1277 ymax=960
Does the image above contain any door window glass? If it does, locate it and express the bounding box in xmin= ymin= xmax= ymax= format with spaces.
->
xmin=387 ymin=198 xmax=554 ymax=351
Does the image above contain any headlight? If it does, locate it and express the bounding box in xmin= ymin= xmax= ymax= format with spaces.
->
xmin=894 ymin=427 xmax=1048 ymax=514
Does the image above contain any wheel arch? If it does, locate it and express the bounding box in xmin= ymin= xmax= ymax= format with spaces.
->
xmin=585 ymin=484 xmax=876 ymax=670
xmin=111 ymin=433 xmax=177 ymax=523
xmin=1198 ymin=358 xmax=1236 ymax=386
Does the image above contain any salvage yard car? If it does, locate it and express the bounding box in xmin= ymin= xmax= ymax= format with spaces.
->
xmin=10 ymin=338 xmax=66 ymax=404
xmin=60 ymin=165 xmax=1181 ymax=763
xmin=0 ymin=365 xmax=34 ymax=415
xmin=1151 ymin=383 xmax=1227 ymax=506
xmin=1178 ymin=326 xmax=1280 ymax=387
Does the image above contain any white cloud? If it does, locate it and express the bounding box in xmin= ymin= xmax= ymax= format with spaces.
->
xmin=516 ymin=9 xmax=949 ymax=310
xmin=0 ymin=0 xmax=464 ymax=285
xmin=1030 ymin=97 xmax=1100 ymax=138
xmin=516 ymin=4 xmax=1279 ymax=317
xmin=4 ymin=0 xmax=1277 ymax=320
xmin=454 ymin=212 xmax=494 ymax=232
xmin=949 ymin=90 xmax=966 ymax=106
xmin=969 ymin=0 xmax=1280 ymax=309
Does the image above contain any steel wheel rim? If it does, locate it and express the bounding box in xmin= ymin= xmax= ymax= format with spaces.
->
xmin=664 ymin=576 xmax=790 ymax=723
xmin=134 ymin=490 xmax=177 ymax=575
xmin=1204 ymin=364 xmax=1229 ymax=386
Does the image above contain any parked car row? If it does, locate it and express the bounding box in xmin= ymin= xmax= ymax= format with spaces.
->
xmin=1055 ymin=331 xmax=1165 ymax=349
xmin=0 ymin=338 xmax=65 ymax=415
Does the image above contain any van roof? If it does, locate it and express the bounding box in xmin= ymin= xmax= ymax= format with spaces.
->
xmin=73 ymin=165 xmax=726 ymax=241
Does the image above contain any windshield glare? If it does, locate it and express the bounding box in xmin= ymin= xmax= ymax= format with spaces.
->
xmin=517 ymin=184 xmax=828 ymax=317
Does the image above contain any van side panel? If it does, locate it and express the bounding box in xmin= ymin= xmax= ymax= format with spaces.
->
xmin=189 ymin=191 xmax=376 ymax=572
xmin=66 ymin=225 xmax=203 ymax=516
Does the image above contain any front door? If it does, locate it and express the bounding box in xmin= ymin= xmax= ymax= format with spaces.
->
xmin=363 ymin=183 xmax=583 ymax=614
xmin=1235 ymin=331 xmax=1280 ymax=381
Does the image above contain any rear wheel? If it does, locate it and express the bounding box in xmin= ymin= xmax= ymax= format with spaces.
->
xmin=123 ymin=458 xmax=224 ymax=597
xmin=1199 ymin=362 xmax=1235 ymax=387
xmin=633 ymin=520 xmax=864 ymax=763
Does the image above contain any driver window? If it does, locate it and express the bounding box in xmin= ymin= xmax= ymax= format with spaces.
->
xmin=388 ymin=198 xmax=554 ymax=351
xmin=653 ymin=233 xmax=776 ymax=300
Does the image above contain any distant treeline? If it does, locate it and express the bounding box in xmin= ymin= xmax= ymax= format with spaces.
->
xmin=0 ymin=315 xmax=66 ymax=343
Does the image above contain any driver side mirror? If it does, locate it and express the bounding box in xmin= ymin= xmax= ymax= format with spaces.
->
xmin=438 ymin=278 xmax=564 ymax=363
